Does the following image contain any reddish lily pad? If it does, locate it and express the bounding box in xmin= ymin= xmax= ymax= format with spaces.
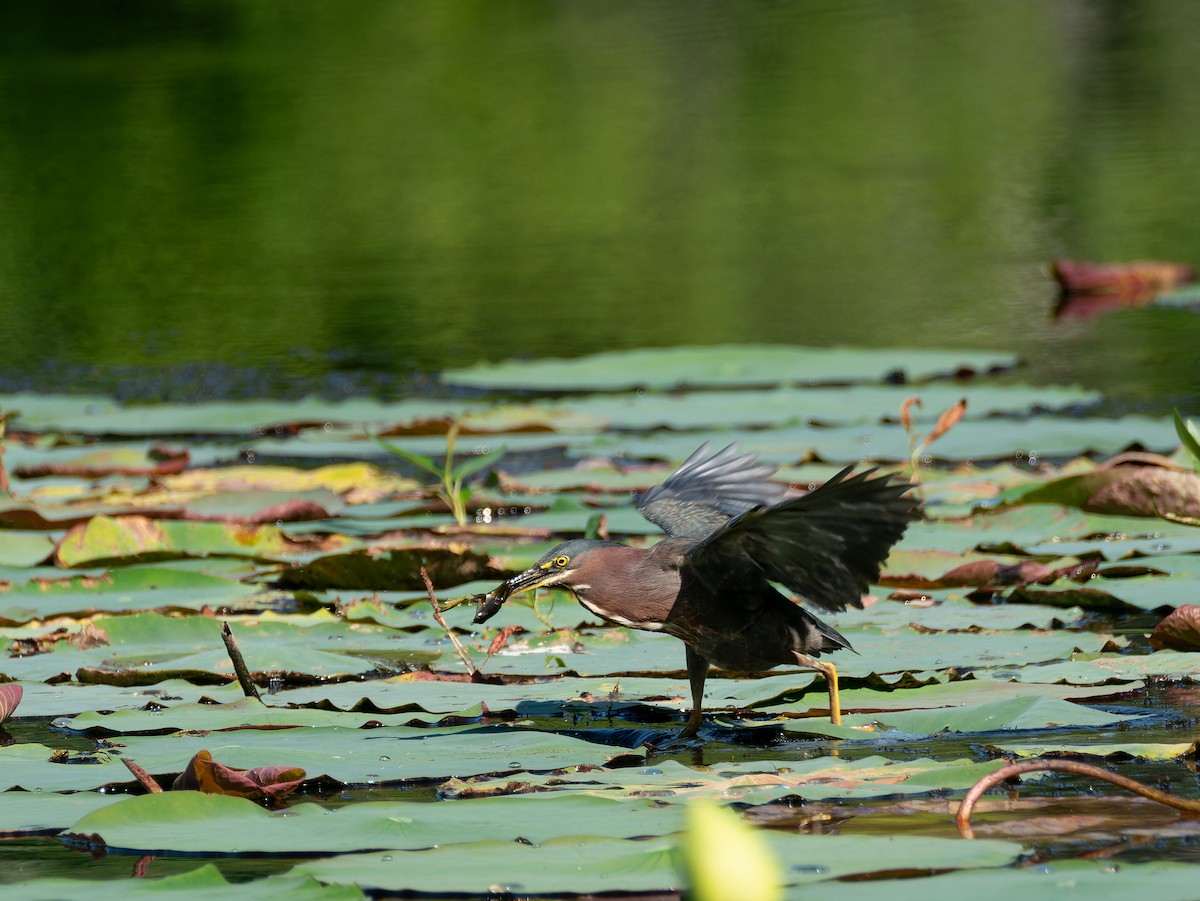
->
xmin=1003 ymin=462 xmax=1200 ymax=518
xmin=0 ymin=684 xmax=21 ymax=724
xmin=1150 ymin=605 xmax=1200 ymax=652
xmin=172 ymin=749 xmax=306 ymax=801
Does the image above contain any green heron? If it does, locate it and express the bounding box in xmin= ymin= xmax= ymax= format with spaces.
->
xmin=474 ymin=443 xmax=918 ymax=735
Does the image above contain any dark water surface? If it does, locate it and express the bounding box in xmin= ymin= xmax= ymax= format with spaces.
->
xmin=1 ymin=1 xmax=1199 ymax=406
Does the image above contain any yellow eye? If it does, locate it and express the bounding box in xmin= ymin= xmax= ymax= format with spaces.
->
xmin=554 ymin=555 xmax=570 ymax=567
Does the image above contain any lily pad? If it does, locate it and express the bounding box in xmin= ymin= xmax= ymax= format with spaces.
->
xmin=442 ymin=346 xmax=1018 ymax=391
xmin=295 ymin=831 xmax=1020 ymax=894
xmin=6 ymin=864 xmax=362 ymax=900
xmin=55 ymin=516 xmax=355 ymax=568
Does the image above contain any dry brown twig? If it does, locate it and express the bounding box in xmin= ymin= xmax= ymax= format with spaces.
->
xmin=420 ymin=566 xmax=478 ymax=676
xmin=221 ymin=621 xmax=262 ymax=701
xmin=956 ymin=758 xmax=1200 ymax=839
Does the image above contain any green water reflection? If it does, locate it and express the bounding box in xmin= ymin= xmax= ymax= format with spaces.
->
xmin=0 ymin=1 xmax=1198 ymax=403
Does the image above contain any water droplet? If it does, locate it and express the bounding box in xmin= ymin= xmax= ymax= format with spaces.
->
xmin=1033 ymin=864 xmax=1055 ymax=875
xmin=381 ymin=855 xmax=393 ymax=862
xmin=790 ymin=864 xmax=828 ymax=874
xmin=378 ymin=755 xmax=391 ymax=762
xmin=508 ymin=761 xmax=521 ymax=767
xmin=1101 ymin=863 xmax=1119 ymax=873
xmin=639 ymin=768 xmax=663 ymax=775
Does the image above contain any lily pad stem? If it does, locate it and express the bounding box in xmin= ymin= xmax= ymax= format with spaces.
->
xmin=221 ymin=621 xmax=262 ymax=701
xmin=121 ymin=757 xmax=164 ymax=794
xmin=957 ymin=758 xmax=1200 ymax=839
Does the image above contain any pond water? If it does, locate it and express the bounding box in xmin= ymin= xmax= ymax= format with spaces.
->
xmin=1 ymin=1 xmax=1199 ymax=406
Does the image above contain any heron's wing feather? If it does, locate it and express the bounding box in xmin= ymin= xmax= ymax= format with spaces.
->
xmin=685 ymin=468 xmax=919 ymax=612
xmin=636 ymin=443 xmax=788 ymax=539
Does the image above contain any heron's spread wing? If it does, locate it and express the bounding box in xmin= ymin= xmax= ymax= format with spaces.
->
xmin=636 ymin=443 xmax=788 ymax=539
xmin=685 ymin=467 xmax=919 ymax=611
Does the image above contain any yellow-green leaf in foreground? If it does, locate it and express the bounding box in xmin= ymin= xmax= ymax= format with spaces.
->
xmin=682 ymin=800 xmax=782 ymax=901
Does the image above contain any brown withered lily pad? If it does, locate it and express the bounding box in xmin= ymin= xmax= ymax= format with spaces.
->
xmin=1052 ymin=258 xmax=1195 ymax=300
xmin=1150 ymin=605 xmax=1200 ymax=652
xmin=172 ymin=749 xmax=306 ymax=802
xmin=0 ymin=684 xmax=22 ymax=724
xmin=1005 ymin=458 xmax=1200 ymax=519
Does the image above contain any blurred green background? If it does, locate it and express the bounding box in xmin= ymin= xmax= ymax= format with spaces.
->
xmin=1 ymin=0 xmax=1198 ymax=403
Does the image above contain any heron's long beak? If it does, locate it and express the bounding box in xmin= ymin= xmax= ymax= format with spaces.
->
xmin=471 ymin=566 xmax=559 ymax=624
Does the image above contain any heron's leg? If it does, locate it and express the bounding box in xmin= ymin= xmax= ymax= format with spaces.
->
xmin=794 ymin=654 xmax=842 ymax=725
xmin=682 ymin=645 xmax=709 ymax=737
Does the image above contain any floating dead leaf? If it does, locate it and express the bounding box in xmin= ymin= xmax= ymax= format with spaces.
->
xmin=1150 ymin=605 xmax=1200 ymax=652
xmin=437 ymin=777 xmax=545 ymax=799
xmin=8 ymin=623 xmax=111 ymax=657
xmin=486 ymin=625 xmax=525 ymax=658
xmin=172 ymin=749 xmax=305 ymax=801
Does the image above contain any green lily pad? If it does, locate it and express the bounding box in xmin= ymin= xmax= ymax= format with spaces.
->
xmin=2 ymin=727 xmax=640 ymax=792
xmin=295 ymin=831 xmax=1020 ymax=894
xmin=0 ymin=566 xmax=265 ymax=625
xmin=0 ymin=531 xmax=56 ymax=567
xmin=58 ymin=697 xmax=484 ymax=735
xmin=0 ymin=790 xmax=121 ymax=834
xmin=752 ymin=695 xmax=1143 ymax=738
xmin=808 ymin=859 xmax=1200 ymax=901
xmin=65 ymin=791 xmax=687 ymax=854
xmin=442 ymin=346 xmax=1018 ymax=391
xmin=55 ymin=515 xmax=356 ymax=568
xmin=990 ymin=741 xmax=1197 ymax=760
xmin=6 ymin=864 xmax=362 ymax=900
